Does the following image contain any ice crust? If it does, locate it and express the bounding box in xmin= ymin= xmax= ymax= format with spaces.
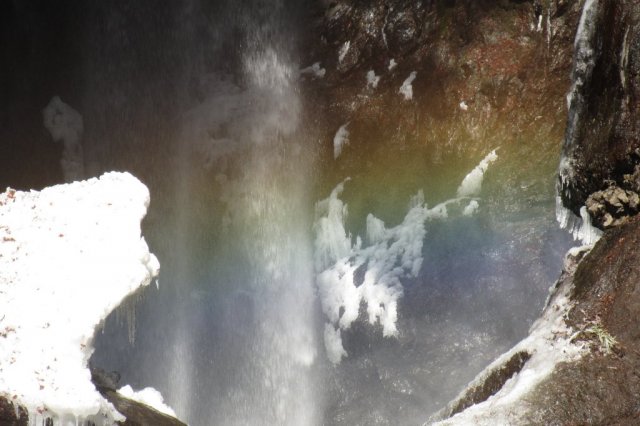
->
xmin=0 ymin=172 xmax=160 ymax=424
xmin=338 ymin=41 xmax=351 ymax=63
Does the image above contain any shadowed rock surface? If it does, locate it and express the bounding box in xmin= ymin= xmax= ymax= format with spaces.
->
xmin=0 ymin=397 xmax=27 ymax=426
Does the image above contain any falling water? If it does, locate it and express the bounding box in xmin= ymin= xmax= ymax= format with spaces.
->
xmin=162 ymin=2 xmax=322 ymax=425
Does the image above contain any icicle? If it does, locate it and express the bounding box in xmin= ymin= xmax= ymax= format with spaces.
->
xmin=555 ymin=196 xmax=602 ymax=245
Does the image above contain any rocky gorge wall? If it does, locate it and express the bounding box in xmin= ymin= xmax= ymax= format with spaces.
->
xmin=303 ymin=0 xmax=585 ymax=207
xmin=432 ymin=1 xmax=640 ymax=423
xmin=6 ymin=0 xmax=640 ymax=424
xmin=559 ymin=0 xmax=640 ymax=228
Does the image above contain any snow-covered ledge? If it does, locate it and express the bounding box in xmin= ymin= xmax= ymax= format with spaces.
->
xmin=0 ymin=172 xmax=160 ymax=425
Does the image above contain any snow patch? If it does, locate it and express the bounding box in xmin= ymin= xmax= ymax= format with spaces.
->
xmin=118 ymin=385 xmax=177 ymax=418
xmin=0 ymin=172 xmax=159 ymax=424
xmin=323 ymin=324 xmax=348 ymax=365
xmin=388 ymin=59 xmax=398 ymax=71
xmin=399 ymin=71 xmax=417 ymax=100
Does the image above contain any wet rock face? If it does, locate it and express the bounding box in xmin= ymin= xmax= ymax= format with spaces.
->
xmin=524 ymin=218 xmax=640 ymax=424
xmin=559 ymin=1 xmax=640 ymax=223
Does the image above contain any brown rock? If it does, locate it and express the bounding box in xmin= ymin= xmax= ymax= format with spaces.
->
xmin=0 ymin=397 xmax=27 ymax=426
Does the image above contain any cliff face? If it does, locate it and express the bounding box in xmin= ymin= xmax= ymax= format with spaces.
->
xmin=529 ymin=218 xmax=640 ymax=425
xmin=303 ymin=0 xmax=584 ymax=205
xmin=559 ymin=1 xmax=640 ymax=224
xmin=433 ymin=218 xmax=640 ymax=424
xmin=432 ymin=2 xmax=640 ymax=424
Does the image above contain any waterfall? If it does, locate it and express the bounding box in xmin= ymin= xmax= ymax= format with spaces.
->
xmin=556 ymin=0 xmax=603 ymax=245
xmin=165 ymin=2 xmax=321 ymax=425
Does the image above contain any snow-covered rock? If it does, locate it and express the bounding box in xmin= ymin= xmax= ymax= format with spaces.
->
xmin=0 ymin=172 xmax=160 ymax=425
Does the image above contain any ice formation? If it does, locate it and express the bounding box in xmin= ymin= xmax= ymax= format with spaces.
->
xmin=333 ymin=123 xmax=350 ymax=159
xmin=366 ymin=70 xmax=380 ymax=89
xmin=399 ymin=71 xmax=417 ymax=100
xmin=0 ymin=172 xmax=160 ymax=424
xmin=388 ymin=59 xmax=398 ymax=71
xmin=315 ymin=152 xmax=499 ymax=363
xmin=42 ymin=96 xmax=84 ymax=182
xmin=456 ymin=150 xmax=498 ymax=198
xmin=118 ymin=385 xmax=177 ymax=418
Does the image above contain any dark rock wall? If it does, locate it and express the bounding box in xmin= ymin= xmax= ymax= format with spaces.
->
xmin=559 ymin=1 xmax=640 ymax=221
xmin=0 ymin=397 xmax=27 ymax=426
xmin=304 ymin=0 xmax=585 ymax=210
